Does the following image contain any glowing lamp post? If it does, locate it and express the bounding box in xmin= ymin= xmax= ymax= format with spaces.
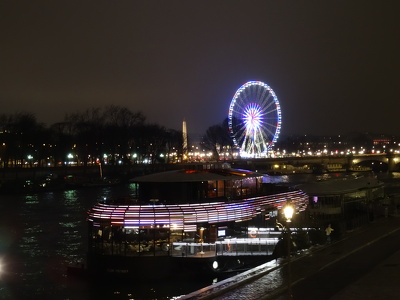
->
xmin=283 ymin=204 xmax=294 ymax=223
xmin=27 ymin=155 xmax=33 ymax=167
xmin=283 ymin=202 xmax=294 ymax=299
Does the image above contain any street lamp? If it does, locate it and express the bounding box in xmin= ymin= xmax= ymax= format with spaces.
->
xmin=283 ymin=202 xmax=294 ymax=299
xmin=27 ymin=155 xmax=33 ymax=167
xmin=283 ymin=204 xmax=294 ymax=223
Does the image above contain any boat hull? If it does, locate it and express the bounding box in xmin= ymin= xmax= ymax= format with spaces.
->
xmin=86 ymin=253 xmax=272 ymax=280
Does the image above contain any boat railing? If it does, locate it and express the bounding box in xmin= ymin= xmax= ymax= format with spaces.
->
xmin=215 ymin=238 xmax=279 ymax=256
xmin=170 ymin=237 xmax=280 ymax=258
xmin=171 ymin=242 xmax=216 ymax=258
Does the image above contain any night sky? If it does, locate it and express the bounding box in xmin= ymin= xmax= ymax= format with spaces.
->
xmin=1 ymin=1 xmax=399 ymax=137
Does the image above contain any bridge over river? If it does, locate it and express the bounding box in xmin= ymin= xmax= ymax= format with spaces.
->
xmin=230 ymin=153 xmax=400 ymax=174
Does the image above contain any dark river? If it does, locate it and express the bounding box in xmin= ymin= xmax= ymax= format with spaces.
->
xmin=0 ymin=172 xmax=398 ymax=299
xmin=0 ymin=183 xmax=223 ymax=300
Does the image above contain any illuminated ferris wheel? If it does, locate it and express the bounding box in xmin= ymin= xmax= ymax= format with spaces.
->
xmin=228 ymin=81 xmax=282 ymax=157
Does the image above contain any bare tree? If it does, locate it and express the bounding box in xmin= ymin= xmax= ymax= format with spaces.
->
xmin=64 ymin=108 xmax=105 ymax=166
xmin=202 ymin=118 xmax=233 ymax=160
xmin=0 ymin=112 xmax=46 ymax=167
xmin=102 ymin=105 xmax=146 ymax=164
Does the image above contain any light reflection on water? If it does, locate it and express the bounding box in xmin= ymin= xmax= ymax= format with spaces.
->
xmin=0 ymin=187 xmax=92 ymax=299
xmin=0 ymin=183 xmax=212 ymax=299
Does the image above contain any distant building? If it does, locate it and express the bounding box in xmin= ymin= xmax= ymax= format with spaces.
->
xmin=372 ymin=138 xmax=391 ymax=145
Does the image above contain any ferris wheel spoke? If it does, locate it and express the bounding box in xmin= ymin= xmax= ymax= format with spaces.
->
xmin=263 ymin=107 xmax=278 ymax=116
xmin=263 ymin=117 xmax=278 ymax=127
xmin=257 ymin=132 xmax=271 ymax=147
xmin=261 ymin=119 xmax=277 ymax=130
xmin=260 ymin=84 xmax=269 ymax=97
xmin=260 ymin=123 xmax=276 ymax=139
xmin=247 ymin=85 xmax=257 ymax=102
xmin=262 ymin=109 xmax=277 ymax=122
xmin=237 ymin=129 xmax=249 ymax=145
xmin=232 ymin=121 xmax=248 ymax=140
xmin=239 ymin=89 xmax=252 ymax=107
xmin=259 ymin=91 xmax=272 ymax=108
xmin=259 ymin=129 xmax=275 ymax=145
xmin=231 ymin=99 xmax=247 ymax=115
xmin=262 ymin=102 xmax=277 ymax=111
xmin=253 ymin=85 xmax=261 ymax=103
xmin=260 ymin=98 xmax=276 ymax=114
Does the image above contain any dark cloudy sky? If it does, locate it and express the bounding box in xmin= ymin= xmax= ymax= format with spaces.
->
xmin=1 ymin=1 xmax=399 ymax=137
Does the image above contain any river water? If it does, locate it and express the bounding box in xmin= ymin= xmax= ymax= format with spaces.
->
xmin=0 ymin=183 xmax=223 ymax=300
xmin=0 ymin=172 xmax=398 ymax=299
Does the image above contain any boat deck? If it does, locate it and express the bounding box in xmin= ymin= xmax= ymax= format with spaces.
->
xmin=171 ymin=237 xmax=280 ymax=258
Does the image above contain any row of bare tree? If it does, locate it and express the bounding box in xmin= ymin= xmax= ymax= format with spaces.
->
xmin=0 ymin=106 xmax=184 ymax=167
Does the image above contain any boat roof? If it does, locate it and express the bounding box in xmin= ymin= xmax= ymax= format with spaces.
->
xmin=299 ymin=176 xmax=383 ymax=195
xmin=88 ymin=189 xmax=309 ymax=227
xmin=130 ymin=168 xmax=263 ymax=183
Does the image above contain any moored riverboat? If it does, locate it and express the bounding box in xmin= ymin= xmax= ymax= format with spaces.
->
xmin=85 ymin=164 xmax=309 ymax=279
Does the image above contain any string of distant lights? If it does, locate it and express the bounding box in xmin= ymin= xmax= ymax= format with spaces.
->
xmin=88 ymin=190 xmax=308 ymax=232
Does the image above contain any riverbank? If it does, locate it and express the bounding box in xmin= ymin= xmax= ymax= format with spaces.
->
xmin=179 ymin=214 xmax=400 ymax=300
xmin=0 ymin=164 xmax=172 ymax=194
xmin=1 ymin=164 xmax=399 ymax=196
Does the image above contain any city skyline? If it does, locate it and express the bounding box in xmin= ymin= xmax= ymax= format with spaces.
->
xmin=1 ymin=1 xmax=399 ymax=136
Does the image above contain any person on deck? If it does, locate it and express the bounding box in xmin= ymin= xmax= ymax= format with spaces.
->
xmin=325 ymin=224 xmax=334 ymax=243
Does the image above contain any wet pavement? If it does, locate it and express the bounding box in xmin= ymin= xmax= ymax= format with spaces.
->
xmin=179 ymin=215 xmax=400 ymax=300
xmin=329 ymin=241 xmax=400 ymax=300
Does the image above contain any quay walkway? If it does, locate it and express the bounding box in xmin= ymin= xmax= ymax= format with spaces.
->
xmin=179 ymin=215 xmax=400 ymax=300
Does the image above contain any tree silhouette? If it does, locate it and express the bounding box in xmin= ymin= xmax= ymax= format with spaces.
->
xmin=202 ymin=118 xmax=233 ymax=160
